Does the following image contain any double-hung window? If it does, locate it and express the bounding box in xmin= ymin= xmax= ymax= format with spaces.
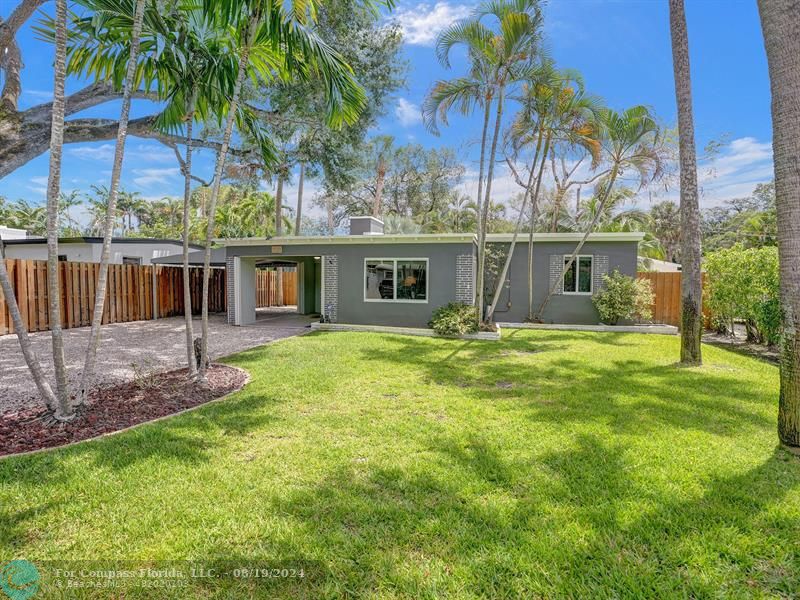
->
xmin=364 ymin=258 xmax=428 ymax=302
xmin=563 ymin=255 xmax=592 ymax=294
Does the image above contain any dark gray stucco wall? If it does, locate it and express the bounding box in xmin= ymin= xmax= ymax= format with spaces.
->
xmin=227 ymin=241 xmax=476 ymax=327
xmin=490 ymin=240 xmax=639 ymax=324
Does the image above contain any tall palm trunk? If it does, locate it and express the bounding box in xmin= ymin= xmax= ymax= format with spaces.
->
xmin=472 ymin=95 xmax=493 ymax=303
xmin=670 ymin=0 xmax=703 ymax=365
xmin=372 ymin=158 xmax=386 ymax=217
xmin=78 ymin=0 xmax=146 ymax=403
xmin=0 ymin=236 xmax=58 ymax=411
xmin=535 ymin=164 xmax=620 ymax=320
xmin=326 ymin=197 xmax=334 ymax=235
xmin=46 ymin=0 xmax=70 ymax=418
xmin=476 ymin=85 xmax=505 ymax=323
xmin=182 ymin=87 xmax=199 ymax=380
xmin=295 ymin=161 xmax=304 ymax=235
xmin=199 ymin=18 xmax=258 ymax=380
xmin=758 ymin=0 xmax=800 ymax=449
xmin=275 ymin=171 xmax=284 ymax=305
xmin=485 ymin=125 xmax=544 ymax=323
xmin=527 ymin=130 xmax=550 ymax=321
xmin=275 ymin=172 xmax=284 ymax=236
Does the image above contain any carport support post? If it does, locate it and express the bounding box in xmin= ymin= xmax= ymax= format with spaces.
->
xmin=152 ymin=265 xmax=158 ymax=320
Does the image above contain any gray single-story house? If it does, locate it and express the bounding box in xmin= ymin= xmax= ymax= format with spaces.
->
xmin=217 ymin=216 xmax=643 ymax=328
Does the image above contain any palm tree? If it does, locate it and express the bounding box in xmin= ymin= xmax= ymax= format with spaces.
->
xmin=535 ymin=106 xmax=663 ymax=319
xmin=757 ymin=0 xmax=800 ymax=450
xmin=196 ymin=0 xmax=372 ymax=379
xmin=45 ymin=0 xmax=71 ymax=417
xmin=489 ymin=65 xmax=602 ymax=322
xmin=78 ymin=0 xmax=147 ymax=404
xmin=0 ymin=0 xmax=68 ymax=416
xmin=425 ymin=0 xmax=544 ymax=323
xmin=0 ymin=235 xmax=59 ymax=412
xmin=58 ymin=191 xmax=83 ymax=235
xmin=649 ymin=200 xmax=681 ymax=262
xmin=370 ymin=135 xmax=394 ymax=217
xmin=8 ymin=200 xmax=48 ymax=235
xmin=669 ymin=0 xmax=702 ymax=365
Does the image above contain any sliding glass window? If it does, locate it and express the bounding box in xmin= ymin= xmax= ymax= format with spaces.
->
xmin=364 ymin=259 xmax=428 ymax=302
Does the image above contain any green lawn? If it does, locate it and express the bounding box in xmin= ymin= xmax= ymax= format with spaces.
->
xmin=1 ymin=330 xmax=798 ymax=598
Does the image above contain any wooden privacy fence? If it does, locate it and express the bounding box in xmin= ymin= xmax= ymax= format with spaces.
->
xmin=0 ymin=259 xmax=226 ymax=336
xmin=637 ymin=272 xmax=710 ymax=327
xmin=256 ymin=269 xmax=297 ymax=307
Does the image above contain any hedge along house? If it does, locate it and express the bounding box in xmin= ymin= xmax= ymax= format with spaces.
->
xmin=218 ymin=216 xmax=644 ymax=328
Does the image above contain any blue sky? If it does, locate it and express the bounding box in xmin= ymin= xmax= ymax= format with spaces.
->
xmin=1 ymin=0 xmax=774 ymax=223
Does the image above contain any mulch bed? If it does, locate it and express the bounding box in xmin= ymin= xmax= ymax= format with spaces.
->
xmin=0 ymin=364 xmax=247 ymax=458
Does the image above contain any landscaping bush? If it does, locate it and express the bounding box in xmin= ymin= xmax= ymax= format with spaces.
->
xmin=704 ymin=245 xmax=780 ymax=345
xmin=428 ymin=302 xmax=479 ymax=336
xmin=592 ymin=270 xmax=654 ymax=325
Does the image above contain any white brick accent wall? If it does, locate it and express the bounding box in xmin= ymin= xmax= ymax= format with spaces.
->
xmin=549 ymin=255 xmax=563 ymax=296
xmin=593 ymin=255 xmax=609 ymax=293
xmin=226 ymin=256 xmax=236 ymax=324
xmin=456 ymin=254 xmax=475 ymax=304
xmin=323 ymin=255 xmax=338 ymax=322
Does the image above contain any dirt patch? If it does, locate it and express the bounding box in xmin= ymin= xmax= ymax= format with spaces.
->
xmin=703 ymin=332 xmax=780 ymax=364
xmin=0 ymin=364 xmax=247 ymax=457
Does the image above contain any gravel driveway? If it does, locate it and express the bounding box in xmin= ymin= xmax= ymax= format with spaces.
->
xmin=0 ymin=309 xmax=314 ymax=415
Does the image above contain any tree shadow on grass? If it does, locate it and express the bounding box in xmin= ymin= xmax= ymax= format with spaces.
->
xmin=261 ymin=435 xmax=799 ymax=598
xmin=361 ymin=334 xmax=775 ymax=438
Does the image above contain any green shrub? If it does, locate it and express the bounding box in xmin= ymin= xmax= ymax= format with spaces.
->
xmin=705 ymin=245 xmax=780 ymax=345
xmin=428 ymin=302 xmax=479 ymax=336
xmin=592 ymin=270 xmax=654 ymax=325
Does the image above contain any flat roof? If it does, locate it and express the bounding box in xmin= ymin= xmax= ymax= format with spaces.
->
xmin=216 ymin=231 xmax=645 ymax=246
xmin=3 ymin=236 xmax=203 ymax=249
xmin=215 ymin=233 xmax=476 ymax=246
xmin=486 ymin=232 xmax=646 ymax=242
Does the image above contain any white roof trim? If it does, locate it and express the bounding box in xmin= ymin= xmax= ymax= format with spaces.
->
xmin=215 ymin=231 xmax=645 ymax=247
xmin=214 ymin=233 xmax=476 ymax=246
xmin=486 ymin=232 xmax=645 ymax=242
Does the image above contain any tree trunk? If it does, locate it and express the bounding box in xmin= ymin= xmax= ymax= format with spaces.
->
xmin=0 ymin=235 xmax=58 ymax=412
xmin=275 ymin=171 xmax=284 ymax=305
xmin=78 ymin=0 xmax=146 ymax=404
xmin=182 ymin=87 xmax=199 ymax=380
xmin=45 ymin=0 xmax=71 ymax=418
xmin=535 ymin=164 xmax=620 ymax=320
xmin=373 ymin=159 xmax=385 ymax=217
xmin=326 ymin=198 xmax=334 ymax=235
xmin=758 ymin=0 xmax=800 ymax=449
xmin=477 ymin=87 xmax=504 ymax=324
xmin=670 ymin=0 xmax=703 ymax=365
xmin=486 ymin=126 xmax=544 ymax=323
xmin=527 ymin=129 xmax=550 ymax=321
xmin=295 ymin=161 xmax=304 ymax=235
xmin=275 ymin=172 xmax=284 ymax=236
xmin=199 ymin=18 xmax=258 ymax=380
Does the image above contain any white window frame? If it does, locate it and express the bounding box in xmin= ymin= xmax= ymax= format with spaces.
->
xmin=562 ymin=254 xmax=593 ymax=295
xmin=363 ymin=258 xmax=429 ymax=304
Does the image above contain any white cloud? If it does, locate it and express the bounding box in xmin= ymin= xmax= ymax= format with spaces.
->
xmin=23 ymin=89 xmax=53 ymax=102
xmin=393 ymin=2 xmax=472 ymax=46
xmin=395 ymin=98 xmax=422 ymax=127
xmin=67 ymin=144 xmax=116 ymax=162
xmin=132 ymin=167 xmax=180 ymax=187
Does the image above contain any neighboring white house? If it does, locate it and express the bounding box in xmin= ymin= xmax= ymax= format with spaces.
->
xmin=0 ymin=226 xmax=28 ymax=240
xmin=2 ymin=237 xmax=201 ymax=265
xmin=638 ymin=256 xmax=682 ymax=272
